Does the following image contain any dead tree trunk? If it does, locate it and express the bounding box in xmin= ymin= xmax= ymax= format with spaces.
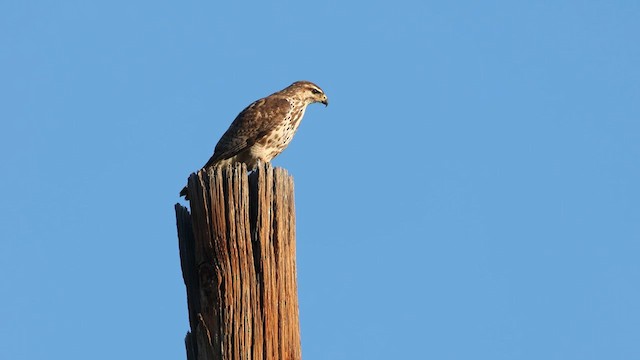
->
xmin=175 ymin=163 xmax=301 ymax=360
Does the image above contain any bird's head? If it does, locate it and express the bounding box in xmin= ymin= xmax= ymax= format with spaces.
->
xmin=289 ymin=81 xmax=329 ymax=107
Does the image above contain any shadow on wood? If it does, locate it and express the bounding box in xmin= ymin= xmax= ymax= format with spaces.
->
xmin=175 ymin=163 xmax=300 ymax=360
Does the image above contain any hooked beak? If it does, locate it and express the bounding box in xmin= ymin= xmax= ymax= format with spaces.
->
xmin=321 ymin=95 xmax=329 ymax=107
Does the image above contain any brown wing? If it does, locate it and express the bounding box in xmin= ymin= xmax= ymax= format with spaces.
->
xmin=203 ymin=96 xmax=291 ymax=168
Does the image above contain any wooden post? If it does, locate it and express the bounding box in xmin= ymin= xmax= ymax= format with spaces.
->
xmin=175 ymin=163 xmax=301 ymax=360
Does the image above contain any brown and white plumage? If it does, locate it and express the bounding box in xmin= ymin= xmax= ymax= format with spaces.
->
xmin=180 ymin=81 xmax=328 ymax=197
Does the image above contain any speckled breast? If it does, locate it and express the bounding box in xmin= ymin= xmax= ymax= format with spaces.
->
xmin=259 ymin=104 xmax=306 ymax=160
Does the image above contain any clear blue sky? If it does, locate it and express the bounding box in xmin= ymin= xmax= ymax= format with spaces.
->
xmin=2 ymin=1 xmax=639 ymax=359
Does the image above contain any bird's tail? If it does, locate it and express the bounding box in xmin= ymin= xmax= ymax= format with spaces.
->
xmin=179 ymin=186 xmax=188 ymax=199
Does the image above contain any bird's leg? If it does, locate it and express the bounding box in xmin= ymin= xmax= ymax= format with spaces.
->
xmin=256 ymin=158 xmax=269 ymax=170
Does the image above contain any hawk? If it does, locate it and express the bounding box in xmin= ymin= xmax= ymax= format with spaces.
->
xmin=180 ymin=80 xmax=328 ymax=197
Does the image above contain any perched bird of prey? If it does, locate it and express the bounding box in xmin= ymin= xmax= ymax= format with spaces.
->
xmin=180 ymin=80 xmax=328 ymax=197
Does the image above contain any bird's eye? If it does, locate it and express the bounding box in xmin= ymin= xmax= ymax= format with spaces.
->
xmin=311 ymin=88 xmax=321 ymax=94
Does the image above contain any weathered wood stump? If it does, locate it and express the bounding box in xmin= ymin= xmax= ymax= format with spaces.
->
xmin=175 ymin=163 xmax=300 ymax=360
